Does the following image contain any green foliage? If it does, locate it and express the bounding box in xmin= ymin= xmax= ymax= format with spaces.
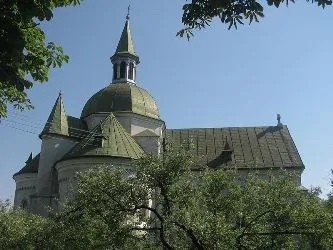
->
xmin=0 ymin=200 xmax=47 ymax=249
xmin=178 ymin=0 xmax=332 ymax=39
xmin=60 ymin=149 xmax=333 ymax=249
xmin=1 ymin=159 xmax=333 ymax=249
xmin=0 ymin=0 xmax=82 ymax=118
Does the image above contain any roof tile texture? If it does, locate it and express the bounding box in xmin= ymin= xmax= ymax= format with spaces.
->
xmin=166 ymin=126 xmax=303 ymax=169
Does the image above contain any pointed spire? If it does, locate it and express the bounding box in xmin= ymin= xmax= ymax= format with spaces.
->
xmin=25 ymin=152 xmax=33 ymax=164
xmin=40 ymin=93 xmax=69 ymax=137
xmin=111 ymin=11 xmax=140 ymax=84
xmin=113 ymin=14 xmax=138 ymax=60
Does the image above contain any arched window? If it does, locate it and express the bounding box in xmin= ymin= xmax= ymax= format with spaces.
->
xmin=20 ymin=199 xmax=28 ymax=210
xmin=120 ymin=61 xmax=126 ymax=79
xmin=113 ymin=63 xmax=118 ymax=80
xmin=128 ymin=62 xmax=134 ymax=80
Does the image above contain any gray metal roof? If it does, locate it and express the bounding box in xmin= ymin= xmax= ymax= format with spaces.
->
xmin=114 ymin=18 xmax=137 ymax=57
xmin=62 ymin=113 xmax=144 ymax=160
xmin=40 ymin=94 xmax=68 ymax=137
xmin=165 ymin=125 xmax=304 ymax=169
xmin=80 ymin=83 xmax=160 ymax=120
xmin=13 ymin=153 xmax=40 ymax=177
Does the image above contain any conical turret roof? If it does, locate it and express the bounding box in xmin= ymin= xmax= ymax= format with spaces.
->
xmin=13 ymin=153 xmax=40 ymax=177
xmin=63 ymin=113 xmax=144 ymax=160
xmin=112 ymin=16 xmax=138 ymax=61
xmin=40 ymin=93 xmax=68 ymax=137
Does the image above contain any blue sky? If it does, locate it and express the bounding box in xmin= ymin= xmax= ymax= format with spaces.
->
xmin=0 ymin=0 xmax=332 ymax=200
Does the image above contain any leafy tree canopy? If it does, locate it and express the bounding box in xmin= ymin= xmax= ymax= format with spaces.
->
xmin=178 ymin=0 xmax=332 ymax=39
xmin=59 ymin=149 xmax=333 ymax=249
xmin=1 ymin=151 xmax=333 ymax=249
xmin=0 ymin=0 xmax=82 ymax=118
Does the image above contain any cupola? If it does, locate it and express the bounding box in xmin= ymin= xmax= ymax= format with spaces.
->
xmin=110 ymin=13 xmax=139 ymax=84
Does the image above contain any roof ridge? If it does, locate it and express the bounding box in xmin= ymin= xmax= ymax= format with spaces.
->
xmin=166 ymin=125 xmax=288 ymax=130
xmin=165 ymin=126 xmax=303 ymax=169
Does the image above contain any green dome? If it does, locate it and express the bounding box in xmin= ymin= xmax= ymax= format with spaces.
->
xmin=81 ymin=83 xmax=160 ymax=119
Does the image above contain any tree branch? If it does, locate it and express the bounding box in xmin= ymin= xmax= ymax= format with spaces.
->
xmin=103 ymin=191 xmax=174 ymax=250
xmin=130 ymin=205 xmax=174 ymax=249
xmin=158 ymin=182 xmax=172 ymax=215
xmin=174 ymin=222 xmax=205 ymax=250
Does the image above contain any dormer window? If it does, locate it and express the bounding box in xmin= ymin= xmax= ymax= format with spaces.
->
xmin=129 ymin=62 xmax=134 ymax=80
xmin=120 ymin=61 xmax=126 ymax=79
xmin=113 ymin=63 xmax=118 ymax=80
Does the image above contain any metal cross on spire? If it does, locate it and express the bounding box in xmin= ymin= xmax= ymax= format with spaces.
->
xmin=126 ymin=4 xmax=130 ymax=20
xmin=277 ymin=113 xmax=283 ymax=127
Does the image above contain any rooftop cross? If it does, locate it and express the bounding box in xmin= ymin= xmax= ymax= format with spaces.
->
xmin=126 ymin=5 xmax=130 ymax=20
xmin=277 ymin=114 xmax=282 ymax=127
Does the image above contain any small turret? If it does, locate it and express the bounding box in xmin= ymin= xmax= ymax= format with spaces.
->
xmin=13 ymin=152 xmax=40 ymax=211
xmin=35 ymin=93 xmax=76 ymax=215
xmin=40 ymin=92 xmax=68 ymax=138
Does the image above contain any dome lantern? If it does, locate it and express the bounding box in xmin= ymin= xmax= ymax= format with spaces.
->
xmin=111 ymin=12 xmax=139 ymax=84
xmin=81 ymin=11 xmax=160 ymax=121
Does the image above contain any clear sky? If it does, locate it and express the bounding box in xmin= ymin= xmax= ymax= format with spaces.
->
xmin=1 ymin=1 xmax=332 ymax=201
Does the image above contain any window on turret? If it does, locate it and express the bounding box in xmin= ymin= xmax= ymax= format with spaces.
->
xmin=129 ymin=62 xmax=134 ymax=80
xmin=120 ymin=61 xmax=126 ymax=79
xmin=113 ymin=63 xmax=118 ymax=80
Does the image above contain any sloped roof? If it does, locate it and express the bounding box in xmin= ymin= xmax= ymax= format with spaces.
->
xmin=67 ymin=115 xmax=89 ymax=139
xmin=13 ymin=153 xmax=40 ymax=177
xmin=40 ymin=93 xmax=69 ymax=137
xmin=63 ymin=113 xmax=144 ymax=160
xmin=165 ymin=125 xmax=304 ymax=169
xmin=114 ymin=17 xmax=137 ymax=57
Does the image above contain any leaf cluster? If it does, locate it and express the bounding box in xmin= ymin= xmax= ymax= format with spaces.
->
xmin=1 ymin=160 xmax=333 ymax=249
xmin=57 ymin=150 xmax=333 ymax=249
xmin=0 ymin=0 xmax=81 ymax=117
xmin=178 ymin=0 xmax=332 ymax=39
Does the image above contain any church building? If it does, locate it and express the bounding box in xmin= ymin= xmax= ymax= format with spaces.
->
xmin=13 ymin=15 xmax=304 ymax=215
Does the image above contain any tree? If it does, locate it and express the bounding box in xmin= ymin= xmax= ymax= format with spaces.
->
xmin=0 ymin=199 xmax=47 ymax=249
xmin=0 ymin=199 xmax=92 ymax=250
xmin=1 ymin=151 xmax=332 ymax=249
xmin=61 ymin=148 xmax=333 ymax=249
xmin=0 ymin=0 xmax=82 ymax=118
xmin=326 ymin=170 xmax=333 ymax=211
xmin=178 ymin=0 xmax=332 ymax=39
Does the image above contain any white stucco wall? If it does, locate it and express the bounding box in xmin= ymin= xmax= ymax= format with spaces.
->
xmin=84 ymin=114 xmax=109 ymax=130
xmin=36 ymin=135 xmax=77 ymax=195
xmin=84 ymin=112 xmax=164 ymax=136
xmin=130 ymin=114 xmax=164 ymax=137
xmin=55 ymin=157 xmax=134 ymax=205
xmin=134 ymin=136 xmax=161 ymax=154
xmin=13 ymin=173 xmax=37 ymax=210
